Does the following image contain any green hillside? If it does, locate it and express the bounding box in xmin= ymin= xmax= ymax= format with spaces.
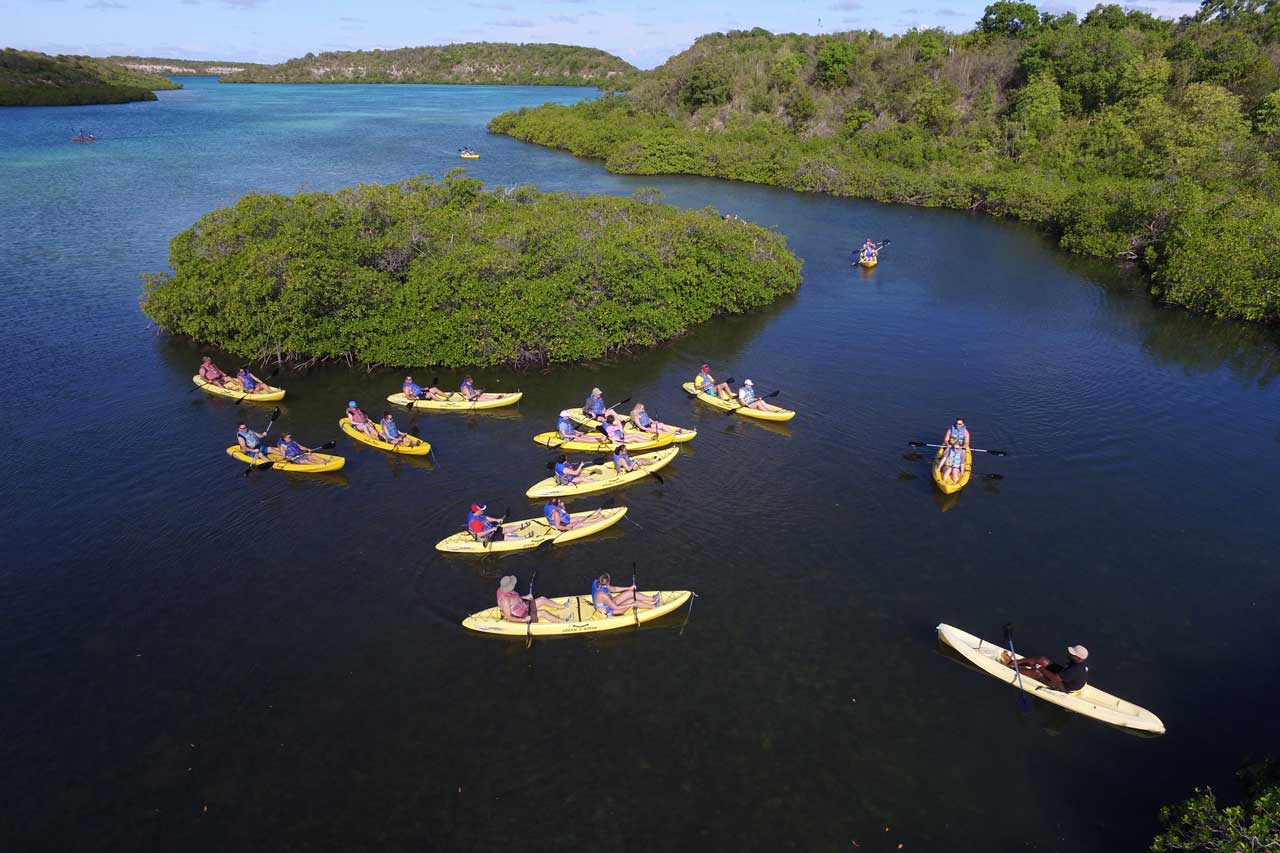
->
xmin=221 ymin=42 xmax=635 ymax=86
xmin=489 ymin=2 xmax=1280 ymax=322
xmin=0 ymin=48 xmax=181 ymax=106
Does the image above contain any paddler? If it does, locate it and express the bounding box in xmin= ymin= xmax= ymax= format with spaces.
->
xmin=554 ymin=454 xmax=586 ymax=485
xmin=557 ymin=410 xmax=599 ymax=443
xmin=543 ymin=497 xmax=598 ymax=532
xmin=694 ymin=364 xmax=734 ymax=400
xmin=612 ymin=444 xmax=650 ymax=473
xmin=345 ymin=400 xmax=380 ymax=440
xmin=275 ymin=432 xmax=324 ymax=465
xmin=1001 ymin=644 xmax=1090 ymax=693
xmin=495 ymin=575 xmax=571 ymax=624
xmin=236 ymin=366 xmax=271 ymax=394
xmin=860 ymin=238 xmax=878 ymax=263
xmin=582 ymin=387 xmax=620 ymax=422
xmin=938 ymin=439 xmax=967 ymax=485
xmin=378 ymin=411 xmax=413 ymax=448
xmin=591 ymin=573 xmax=660 ymax=615
xmin=736 ymin=379 xmax=780 ymax=413
xmin=628 ymin=403 xmax=684 ymax=437
xmin=198 ymin=356 xmax=231 ymax=387
xmin=601 ymin=415 xmax=647 ymax=444
xmin=467 ymin=503 xmax=530 ymax=543
xmin=943 ymin=417 xmax=970 ymax=451
xmin=459 ymin=375 xmax=501 ymax=402
xmin=402 ymin=375 xmax=447 ymax=401
xmin=235 ymin=421 xmax=271 ymax=461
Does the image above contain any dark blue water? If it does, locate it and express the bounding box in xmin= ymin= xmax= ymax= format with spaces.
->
xmin=2 ymin=77 xmax=1279 ymax=852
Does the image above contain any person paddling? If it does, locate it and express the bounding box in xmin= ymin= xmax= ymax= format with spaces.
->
xmin=601 ymin=414 xmax=646 ymax=445
xmin=236 ymin=366 xmax=271 ymax=395
xmin=198 ymin=356 xmax=231 ymax=387
xmin=554 ymin=454 xmax=586 ymax=485
xmin=378 ymin=411 xmax=413 ymax=448
xmin=1000 ymin=644 xmax=1090 ymax=693
xmin=694 ymin=364 xmax=734 ymax=400
xmin=582 ymin=387 xmax=620 ymax=422
xmin=345 ymin=400 xmax=380 ymax=439
xmin=236 ymin=421 xmax=270 ymax=461
xmin=628 ymin=403 xmax=684 ymax=437
xmin=495 ymin=575 xmax=571 ymax=624
xmin=860 ymin=238 xmax=878 ymax=263
xmin=543 ymin=497 xmax=599 ymax=532
xmin=612 ymin=444 xmax=650 ymax=474
xmin=403 ymin=375 xmax=446 ymax=401
xmin=591 ymin=573 xmax=660 ymax=616
xmin=943 ymin=418 xmax=970 ymax=451
xmin=459 ymin=375 xmax=501 ymax=402
xmin=938 ymin=439 xmax=967 ymax=485
xmin=467 ymin=503 xmax=530 ymax=543
xmin=557 ymin=410 xmax=599 ymax=443
xmin=275 ymin=432 xmax=324 ymax=465
xmin=736 ymin=379 xmax=782 ymax=413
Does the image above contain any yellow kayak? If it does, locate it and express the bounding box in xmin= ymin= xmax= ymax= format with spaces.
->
xmin=859 ymin=256 xmax=878 ymax=268
xmin=565 ymin=409 xmax=696 ymax=443
xmin=936 ymin=624 xmax=1165 ymax=735
xmin=192 ymin=375 xmax=285 ymax=402
xmin=932 ymin=447 xmax=972 ymax=494
xmin=435 ymin=507 xmax=627 ymax=553
xmin=338 ymin=418 xmax=431 ymax=456
xmin=681 ymin=382 xmax=795 ymax=422
xmin=464 ymin=590 xmax=692 ymax=637
xmin=525 ymin=447 xmax=678 ymax=498
xmin=460 ymin=152 xmax=480 ymax=159
xmin=532 ymin=431 xmax=675 ymax=453
xmin=224 ymin=446 xmax=346 ymax=473
xmin=387 ymin=391 xmax=521 ymax=411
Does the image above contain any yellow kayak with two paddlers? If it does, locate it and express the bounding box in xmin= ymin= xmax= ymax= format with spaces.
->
xmin=681 ymin=382 xmax=795 ymax=422
xmin=532 ymin=431 xmax=676 ymax=453
xmin=525 ymin=447 xmax=678 ymax=498
xmin=564 ymin=409 xmax=697 ymax=443
xmin=435 ymin=506 xmax=628 ymax=553
xmin=463 ymin=590 xmax=693 ymax=637
xmin=338 ymin=417 xmax=431 ymax=456
xmin=224 ymin=446 xmax=346 ymax=474
xmin=193 ymin=375 xmax=286 ymax=401
xmin=387 ymin=391 xmax=521 ymax=411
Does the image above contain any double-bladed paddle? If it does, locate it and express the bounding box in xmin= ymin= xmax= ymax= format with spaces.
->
xmin=1003 ymin=623 xmax=1033 ymax=712
xmin=908 ymin=441 xmax=1008 ymax=456
xmin=525 ymin=571 xmax=538 ymax=648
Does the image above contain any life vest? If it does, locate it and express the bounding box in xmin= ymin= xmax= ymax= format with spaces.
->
xmin=591 ymin=578 xmax=613 ymax=615
xmin=237 ymin=429 xmax=260 ymax=450
xmin=544 ymin=503 xmax=567 ymax=526
xmin=613 ymin=452 xmax=627 ymax=472
xmin=635 ymin=411 xmax=652 ymax=428
xmin=238 ymin=371 xmax=256 ymax=390
xmin=584 ymin=395 xmax=604 ymax=416
xmin=557 ymin=416 xmax=576 ymax=437
xmin=947 ymin=446 xmax=966 ymax=467
xmin=381 ymin=419 xmax=400 ymax=439
xmin=696 ymin=373 xmax=716 ymax=394
xmin=554 ymin=461 xmax=572 ymax=484
xmin=497 ymin=589 xmax=526 ymax=619
xmin=604 ymin=423 xmax=624 ymax=442
xmin=948 ymin=425 xmax=967 ymax=445
xmin=739 ymin=387 xmax=756 ymax=404
xmin=461 ymin=380 xmax=475 ymax=395
xmin=280 ymin=439 xmax=303 ymax=460
xmin=404 ymin=381 xmax=423 ymax=397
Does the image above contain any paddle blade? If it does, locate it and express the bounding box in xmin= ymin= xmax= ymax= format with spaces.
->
xmin=724 ymin=377 xmax=735 ymax=385
xmin=649 ymin=470 xmax=664 ymax=485
xmin=1002 ymin=623 xmax=1015 ymax=645
xmin=319 ymin=440 xmax=337 ymax=450
xmin=535 ymin=538 xmax=554 ymax=551
xmin=764 ymin=390 xmax=781 ymax=399
xmin=545 ymin=461 xmax=556 ymax=470
xmin=908 ymin=441 xmax=927 ymax=448
xmin=987 ymin=450 xmax=1009 ymax=457
xmin=431 ymin=376 xmax=439 ymax=386
xmin=982 ymin=473 xmax=1005 ymax=481
xmin=270 ymin=406 xmax=281 ymax=421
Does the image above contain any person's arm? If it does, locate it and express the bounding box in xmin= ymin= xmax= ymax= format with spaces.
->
xmin=964 ymin=430 xmax=971 ymax=450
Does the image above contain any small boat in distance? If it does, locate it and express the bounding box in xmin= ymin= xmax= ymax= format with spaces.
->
xmin=71 ymin=130 xmax=96 ymax=142
xmin=458 ymin=147 xmax=479 ymax=159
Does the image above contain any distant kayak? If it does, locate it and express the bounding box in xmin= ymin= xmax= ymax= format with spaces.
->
xmin=387 ymin=391 xmax=521 ymax=411
xmin=459 ymin=152 xmax=480 ymax=159
xmin=225 ymin=446 xmax=345 ymax=474
xmin=71 ymin=133 xmax=96 ymax=142
xmin=936 ymin=623 xmax=1165 ymax=734
xmin=932 ymin=447 xmax=972 ymax=494
xmin=435 ymin=506 xmax=627 ymax=553
xmin=464 ymin=589 xmax=692 ymax=636
xmin=859 ymin=255 xmax=878 ymax=268
xmin=532 ymin=431 xmax=676 ymax=453
xmin=192 ymin=375 xmax=286 ymax=401
xmin=681 ymin=382 xmax=795 ymax=422
xmin=525 ymin=447 xmax=678 ymax=498
xmin=339 ymin=417 xmax=431 ymax=455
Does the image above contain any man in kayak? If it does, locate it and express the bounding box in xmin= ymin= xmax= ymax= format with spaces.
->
xmin=943 ymin=418 xmax=970 ymax=451
xmin=543 ymin=498 xmax=600 ymax=532
xmin=736 ymin=379 xmax=781 ymax=413
xmin=495 ymin=575 xmax=571 ymax=624
xmin=459 ymin=375 xmax=502 ymax=402
xmin=582 ymin=387 xmax=620 ymax=422
xmin=378 ymin=411 xmax=414 ymax=448
xmin=1001 ymin=644 xmax=1090 ymax=693
xmin=694 ymin=364 xmax=734 ymax=400
xmin=198 ymin=356 xmax=231 ymax=387
xmin=275 ymin=432 xmax=324 ymax=465
xmin=938 ymin=439 xmax=967 ymax=485
xmin=628 ymin=403 xmax=684 ymax=437
xmin=402 ymin=375 xmax=447 ymax=401
xmin=236 ymin=422 xmax=271 ymax=461
xmin=236 ymin=366 xmax=271 ymax=394
xmin=553 ymin=454 xmax=586 ymax=485
xmin=467 ymin=503 xmax=530 ymax=543
xmin=345 ymin=401 xmax=380 ymax=439
xmin=591 ymin=573 xmax=660 ymax=616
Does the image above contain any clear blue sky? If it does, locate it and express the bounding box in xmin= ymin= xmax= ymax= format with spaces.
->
xmin=8 ymin=0 xmax=1200 ymax=69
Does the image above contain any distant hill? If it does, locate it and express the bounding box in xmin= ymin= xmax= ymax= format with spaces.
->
xmin=220 ymin=42 xmax=635 ymax=86
xmin=1 ymin=48 xmax=181 ymax=106
xmin=106 ymin=56 xmax=270 ymax=77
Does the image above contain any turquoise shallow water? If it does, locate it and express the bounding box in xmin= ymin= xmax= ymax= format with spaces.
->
xmin=2 ymin=77 xmax=1280 ymax=852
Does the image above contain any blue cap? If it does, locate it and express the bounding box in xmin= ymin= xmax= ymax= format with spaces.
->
xmin=348 ymin=400 xmax=357 ymax=407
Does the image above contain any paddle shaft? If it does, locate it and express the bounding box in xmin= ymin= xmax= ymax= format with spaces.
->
xmin=723 ymin=388 xmax=781 ymax=415
xmin=1004 ymin=624 xmax=1033 ymax=710
xmin=909 ymin=441 xmax=1007 ymax=456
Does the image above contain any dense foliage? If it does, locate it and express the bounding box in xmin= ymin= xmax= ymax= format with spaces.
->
xmin=141 ymin=173 xmax=801 ymax=367
xmin=489 ymin=2 xmax=1280 ymax=322
xmin=105 ymin=56 xmax=270 ymax=77
xmin=1152 ymin=759 xmax=1280 ymax=850
xmin=221 ymin=42 xmax=634 ymax=86
xmin=0 ymin=48 xmax=180 ymax=106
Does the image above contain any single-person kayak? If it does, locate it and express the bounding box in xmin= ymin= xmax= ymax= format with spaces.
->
xmin=526 ymin=447 xmax=678 ymax=498
xmin=193 ymin=375 xmax=286 ymax=401
xmin=565 ymin=409 xmax=697 ymax=443
xmin=338 ymin=418 xmax=431 ymax=456
xmin=463 ymin=589 xmax=693 ymax=637
xmin=936 ymin=623 xmax=1165 ymax=735
xmin=681 ymin=382 xmax=796 ymax=422
xmin=224 ymin=446 xmax=346 ymax=473
xmin=532 ymin=431 xmax=676 ymax=453
xmin=435 ymin=506 xmax=627 ymax=553
xmin=386 ymin=391 xmax=521 ymax=411
xmin=932 ymin=447 xmax=972 ymax=494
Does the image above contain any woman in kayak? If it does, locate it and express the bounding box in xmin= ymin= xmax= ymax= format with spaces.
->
xmin=198 ymin=356 xmax=231 ymax=387
xmin=495 ymin=575 xmax=571 ymax=624
xmin=601 ymin=415 xmax=646 ymax=445
xmin=1000 ymin=644 xmax=1089 ymax=693
xmin=736 ymin=379 xmax=782 ymax=413
xmin=402 ymin=375 xmax=447 ymax=401
xmin=236 ymin=366 xmax=271 ymax=394
xmin=345 ymin=401 xmax=380 ymax=439
xmin=554 ymin=454 xmax=586 ymax=485
xmin=591 ymin=574 xmax=660 ymax=616
xmin=694 ymin=364 xmax=734 ymax=400
xmin=612 ymin=445 xmax=650 ymax=474
xmin=378 ymin=411 xmax=414 ymax=448
xmin=236 ymin=422 xmax=271 ymax=461
xmin=938 ymin=439 xmax=967 ymax=485
xmin=628 ymin=403 xmax=684 ymax=437
xmin=459 ymin=375 xmax=502 ymax=402
xmin=942 ymin=418 xmax=970 ymax=451
xmin=543 ymin=498 xmax=600 ymax=532
xmin=582 ymin=387 xmax=620 ymax=422
xmin=556 ymin=410 xmax=597 ymax=443
xmin=275 ymin=432 xmax=324 ymax=465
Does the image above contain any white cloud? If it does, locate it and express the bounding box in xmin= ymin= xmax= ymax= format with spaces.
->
xmin=487 ymin=17 xmax=537 ymax=28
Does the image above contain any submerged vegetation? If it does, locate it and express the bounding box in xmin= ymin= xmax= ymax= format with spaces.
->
xmin=220 ymin=42 xmax=635 ymax=86
xmin=489 ymin=2 xmax=1280 ymax=322
xmin=141 ymin=172 xmax=801 ymax=367
xmin=0 ymin=48 xmax=180 ymax=106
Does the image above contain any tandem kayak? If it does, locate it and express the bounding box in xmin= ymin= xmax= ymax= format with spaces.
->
xmin=224 ymin=446 xmax=346 ymax=473
xmin=525 ymin=447 xmax=678 ymax=498
xmin=435 ymin=507 xmax=627 ymax=553
xmin=936 ymin=624 xmax=1165 ymax=734
xmin=859 ymin=256 xmax=878 ymax=268
xmin=932 ymin=447 xmax=972 ymax=494
xmin=338 ymin=418 xmax=431 ymax=456
xmin=565 ymin=409 xmax=697 ymax=443
xmin=532 ymin=431 xmax=676 ymax=453
xmin=463 ymin=589 xmax=693 ymax=637
xmin=386 ymin=391 xmax=521 ymax=411
xmin=681 ymin=382 xmax=796 ymax=422
xmin=193 ymin=375 xmax=286 ymax=402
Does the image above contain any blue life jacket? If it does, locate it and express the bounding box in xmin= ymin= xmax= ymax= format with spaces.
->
xmin=635 ymin=411 xmax=652 ymax=428
xmin=280 ymin=439 xmax=303 ymax=459
xmin=739 ymin=386 xmax=756 ymax=404
xmin=584 ymin=395 xmax=604 ymax=416
xmin=558 ymin=416 xmax=576 ymax=437
xmin=554 ymin=461 xmax=572 ymax=483
xmin=382 ymin=419 xmax=400 ymax=439
xmin=946 ymin=447 xmax=966 ymax=467
xmin=613 ymin=452 xmax=627 ymax=472
xmin=238 ymin=371 xmax=256 ymax=390
xmin=405 ymin=381 xmax=423 ymax=397
xmin=461 ymin=380 xmax=475 ymax=395
xmin=237 ymin=429 xmax=260 ymax=450
xmin=591 ymin=578 xmax=613 ymax=615
xmin=604 ymin=423 xmax=624 ymax=442
xmin=949 ymin=425 xmax=966 ymax=444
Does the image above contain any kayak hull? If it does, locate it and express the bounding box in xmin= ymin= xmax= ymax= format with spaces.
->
xmin=859 ymin=257 xmax=878 ymax=268
xmin=225 ymin=446 xmax=346 ymax=473
xmin=936 ymin=623 xmax=1165 ymax=734
xmin=532 ymin=431 xmax=675 ymax=453
xmin=681 ymin=382 xmax=796 ymax=422
xmin=464 ymin=590 xmax=692 ymax=637
xmin=565 ymin=409 xmax=696 ymax=443
xmin=932 ymin=447 xmax=972 ymax=494
xmin=526 ymin=447 xmax=678 ymax=497
xmin=193 ymin=375 xmax=286 ymax=401
xmin=339 ymin=418 xmax=431 ymax=455
xmin=387 ymin=391 xmax=521 ymax=411
xmin=435 ymin=506 xmax=627 ymax=553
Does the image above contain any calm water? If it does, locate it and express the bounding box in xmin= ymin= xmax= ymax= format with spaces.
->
xmin=2 ymin=77 xmax=1279 ymax=852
